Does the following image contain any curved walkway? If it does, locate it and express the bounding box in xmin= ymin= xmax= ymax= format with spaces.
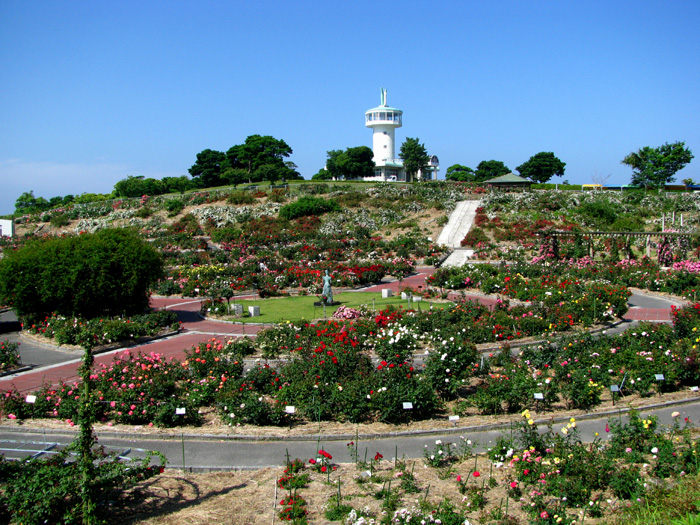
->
xmin=1 ymin=398 xmax=699 ymax=470
xmin=0 ymin=268 xmax=681 ymax=393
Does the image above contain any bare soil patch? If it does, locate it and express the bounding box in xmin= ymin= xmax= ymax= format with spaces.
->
xmin=106 ymin=456 xmax=617 ymax=525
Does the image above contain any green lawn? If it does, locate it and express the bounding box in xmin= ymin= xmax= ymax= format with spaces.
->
xmin=211 ymin=291 xmax=438 ymax=323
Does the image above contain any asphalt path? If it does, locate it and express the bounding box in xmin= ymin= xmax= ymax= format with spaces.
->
xmin=2 ymin=400 xmax=698 ymax=470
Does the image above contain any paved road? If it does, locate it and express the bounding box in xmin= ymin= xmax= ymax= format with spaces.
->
xmin=1 ymin=399 xmax=698 ymax=470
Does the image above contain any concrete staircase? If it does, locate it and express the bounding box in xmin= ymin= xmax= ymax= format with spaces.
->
xmin=436 ymin=200 xmax=481 ymax=267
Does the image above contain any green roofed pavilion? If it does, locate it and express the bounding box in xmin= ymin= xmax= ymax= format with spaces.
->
xmin=483 ymin=173 xmax=532 ymax=191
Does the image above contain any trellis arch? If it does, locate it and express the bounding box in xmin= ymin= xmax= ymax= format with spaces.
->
xmin=538 ymin=230 xmax=693 ymax=264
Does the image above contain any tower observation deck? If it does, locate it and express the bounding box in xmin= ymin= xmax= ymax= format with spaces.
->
xmin=365 ymin=88 xmax=402 ymax=167
xmin=362 ymin=88 xmax=437 ymax=182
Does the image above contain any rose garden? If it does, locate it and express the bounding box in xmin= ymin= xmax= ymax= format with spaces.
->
xmin=1 ymin=182 xmax=700 ymax=524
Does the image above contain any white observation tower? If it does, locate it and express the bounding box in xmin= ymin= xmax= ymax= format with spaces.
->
xmin=365 ymin=88 xmax=403 ymax=180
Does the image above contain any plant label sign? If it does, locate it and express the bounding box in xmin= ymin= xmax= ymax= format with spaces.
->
xmin=25 ymin=395 xmax=36 ymax=404
xmin=402 ymin=402 xmax=413 ymax=410
xmin=610 ymin=385 xmax=620 ymax=392
xmin=691 ymin=386 xmax=699 ymax=392
xmin=285 ymin=405 xmax=296 ymax=414
xmin=533 ymin=393 xmax=544 ymax=400
xmin=655 ymin=374 xmax=665 ymax=381
xmin=176 ymin=407 xmax=186 ymax=415
xmin=448 ymin=415 xmax=460 ymax=422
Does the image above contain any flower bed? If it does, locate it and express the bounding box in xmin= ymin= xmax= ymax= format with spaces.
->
xmin=25 ymin=310 xmax=180 ymax=347
xmin=0 ymin=339 xmax=21 ymax=372
xmin=5 ymin=299 xmax=700 ymax=429
xmin=429 ymin=255 xmax=700 ymax=302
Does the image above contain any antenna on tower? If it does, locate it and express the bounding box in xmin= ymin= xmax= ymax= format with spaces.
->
xmin=380 ymin=87 xmax=387 ymax=106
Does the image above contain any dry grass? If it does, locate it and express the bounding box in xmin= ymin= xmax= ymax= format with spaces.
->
xmin=108 ymin=469 xmax=279 ymax=525
xmin=105 ymin=455 xmax=617 ymax=525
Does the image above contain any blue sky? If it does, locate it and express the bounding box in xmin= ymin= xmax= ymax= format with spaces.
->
xmin=1 ymin=0 xmax=699 ymax=215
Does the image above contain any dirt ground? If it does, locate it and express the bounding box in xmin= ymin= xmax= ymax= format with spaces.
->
xmin=108 ymin=453 xmax=614 ymax=525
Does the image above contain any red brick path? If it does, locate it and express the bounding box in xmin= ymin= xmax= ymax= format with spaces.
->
xmin=0 ymin=267 xmax=671 ymax=392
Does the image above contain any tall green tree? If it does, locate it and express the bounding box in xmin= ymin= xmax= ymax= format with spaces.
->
xmin=14 ymin=191 xmax=50 ymax=214
xmin=255 ymin=163 xmax=281 ymax=185
xmin=325 ymin=146 xmax=375 ymax=180
xmin=622 ymin=141 xmax=694 ymax=188
xmin=324 ymin=149 xmax=344 ymax=180
xmin=516 ymin=152 xmax=566 ymax=184
xmin=445 ymin=164 xmax=476 ymax=182
xmin=312 ymin=168 xmax=332 ymax=180
xmin=188 ymin=149 xmax=226 ymax=187
xmin=399 ymin=137 xmax=430 ymax=182
xmin=283 ymin=161 xmax=303 ymax=180
xmin=474 ymin=160 xmax=510 ymax=182
xmin=222 ymin=167 xmax=248 ymax=187
xmin=0 ymin=228 xmax=163 ymax=323
xmin=226 ymin=135 xmax=293 ymax=181
xmin=113 ymin=175 xmax=167 ymax=197
xmin=161 ymin=175 xmax=196 ymax=194
xmin=339 ymin=146 xmax=375 ymax=180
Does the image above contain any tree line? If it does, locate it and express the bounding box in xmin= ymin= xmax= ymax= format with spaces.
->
xmin=12 ymin=135 xmax=303 ymax=214
xmin=313 ymin=137 xmax=434 ymax=181
xmin=445 ymin=152 xmax=566 ymax=184
xmin=116 ymin=134 xmax=304 ymax=198
xmin=11 ymin=139 xmax=694 ymax=216
xmin=447 ymin=141 xmax=694 ymax=188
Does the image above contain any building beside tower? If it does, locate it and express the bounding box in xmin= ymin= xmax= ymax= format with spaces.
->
xmin=364 ymin=88 xmax=439 ymax=182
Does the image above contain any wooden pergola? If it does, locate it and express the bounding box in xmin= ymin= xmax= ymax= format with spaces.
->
xmin=539 ymin=230 xmax=693 ymax=262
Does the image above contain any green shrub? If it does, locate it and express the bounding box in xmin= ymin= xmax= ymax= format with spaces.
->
xmin=279 ymin=196 xmax=341 ymax=220
xmin=0 ymin=447 xmax=165 ymax=524
xmin=210 ymin=226 xmax=243 ymax=243
xmin=672 ymin=302 xmax=700 ymax=338
xmin=153 ymin=398 xmax=203 ymax=427
xmin=268 ymin=188 xmax=288 ymax=203
xmin=27 ymin=310 xmax=179 ymax=346
xmin=218 ymin=391 xmax=290 ymax=426
xmin=0 ymin=339 xmax=21 ymax=371
xmin=165 ymin=198 xmax=185 ymax=216
xmin=0 ymin=229 xmax=163 ymax=323
xmin=227 ymin=191 xmax=255 ymax=205
xmin=134 ymin=206 xmax=152 ymax=218
xmin=609 ymin=465 xmax=644 ymax=499
xmin=576 ymin=200 xmax=618 ymax=227
xmin=49 ymin=213 xmax=69 ymax=228
xmin=334 ymin=191 xmax=367 ymax=208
